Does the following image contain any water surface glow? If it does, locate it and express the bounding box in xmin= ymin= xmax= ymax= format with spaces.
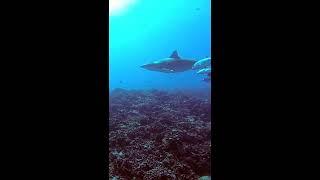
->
xmin=109 ymin=0 xmax=137 ymax=16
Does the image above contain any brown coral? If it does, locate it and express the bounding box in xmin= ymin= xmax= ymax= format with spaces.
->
xmin=109 ymin=89 xmax=211 ymax=179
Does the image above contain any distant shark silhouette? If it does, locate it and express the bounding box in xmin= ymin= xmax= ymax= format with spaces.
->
xmin=140 ymin=50 xmax=196 ymax=73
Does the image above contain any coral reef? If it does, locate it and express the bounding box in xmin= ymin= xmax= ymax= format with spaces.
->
xmin=109 ymin=88 xmax=211 ymax=180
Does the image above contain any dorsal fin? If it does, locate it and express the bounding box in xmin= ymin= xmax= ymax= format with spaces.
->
xmin=169 ymin=50 xmax=180 ymax=59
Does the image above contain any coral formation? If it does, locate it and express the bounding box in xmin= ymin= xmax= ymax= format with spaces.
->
xmin=109 ymin=88 xmax=211 ymax=179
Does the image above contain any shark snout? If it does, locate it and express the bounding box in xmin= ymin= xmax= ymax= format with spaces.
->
xmin=140 ymin=64 xmax=151 ymax=69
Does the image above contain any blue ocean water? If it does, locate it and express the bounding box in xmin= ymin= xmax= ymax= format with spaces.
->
xmin=109 ymin=0 xmax=211 ymax=91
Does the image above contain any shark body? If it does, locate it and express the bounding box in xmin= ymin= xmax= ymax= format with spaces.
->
xmin=140 ymin=50 xmax=196 ymax=73
xmin=197 ymin=67 xmax=211 ymax=74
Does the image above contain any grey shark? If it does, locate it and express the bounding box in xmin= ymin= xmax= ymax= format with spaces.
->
xmin=140 ymin=50 xmax=196 ymax=73
xmin=197 ymin=67 xmax=211 ymax=74
xmin=192 ymin=57 xmax=211 ymax=70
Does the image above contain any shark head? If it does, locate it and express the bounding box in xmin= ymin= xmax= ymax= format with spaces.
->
xmin=140 ymin=62 xmax=161 ymax=71
xmin=192 ymin=57 xmax=211 ymax=70
xmin=140 ymin=61 xmax=175 ymax=73
xmin=196 ymin=67 xmax=211 ymax=74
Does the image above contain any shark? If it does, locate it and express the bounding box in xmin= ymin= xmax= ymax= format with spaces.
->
xmin=140 ymin=50 xmax=196 ymax=73
xmin=192 ymin=57 xmax=211 ymax=70
xmin=196 ymin=67 xmax=211 ymax=74
xmin=193 ymin=57 xmax=213 ymax=83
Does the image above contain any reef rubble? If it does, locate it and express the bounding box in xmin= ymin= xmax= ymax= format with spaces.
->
xmin=109 ymin=88 xmax=211 ymax=180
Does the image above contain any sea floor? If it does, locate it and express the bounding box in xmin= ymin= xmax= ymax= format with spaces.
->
xmin=108 ymin=88 xmax=211 ymax=180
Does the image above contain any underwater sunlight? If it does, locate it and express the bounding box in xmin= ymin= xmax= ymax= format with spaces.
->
xmin=108 ymin=0 xmax=212 ymax=179
xmin=109 ymin=0 xmax=137 ymax=16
